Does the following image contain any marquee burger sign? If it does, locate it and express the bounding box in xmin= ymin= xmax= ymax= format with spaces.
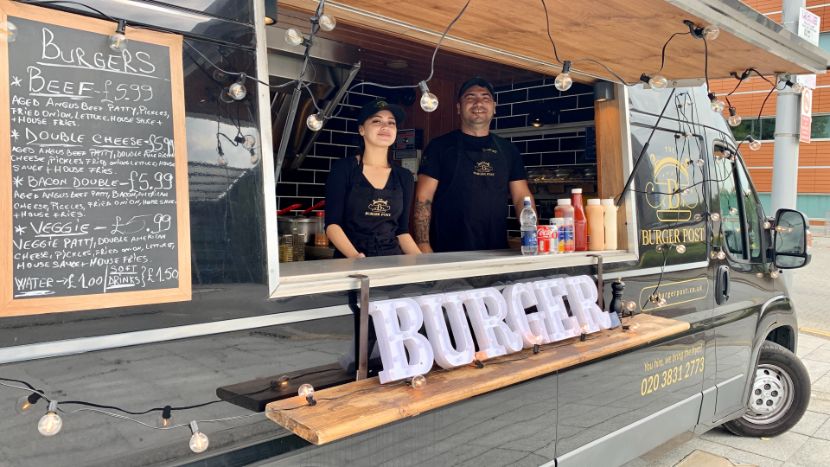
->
xmin=368 ymin=275 xmax=620 ymax=383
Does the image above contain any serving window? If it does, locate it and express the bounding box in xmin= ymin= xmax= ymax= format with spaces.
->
xmin=263 ymin=24 xmax=639 ymax=298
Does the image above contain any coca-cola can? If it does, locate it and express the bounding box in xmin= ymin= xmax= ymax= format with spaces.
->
xmin=537 ymin=225 xmax=552 ymax=254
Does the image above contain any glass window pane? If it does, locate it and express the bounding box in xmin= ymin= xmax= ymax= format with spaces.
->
xmin=811 ymin=115 xmax=830 ymax=139
xmin=715 ymin=146 xmax=745 ymax=258
xmin=760 ymin=118 xmax=776 ymax=140
xmin=736 ymin=159 xmax=763 ymax=261
xmin=731 ymin=119 xmax=752 ymax=142
xmin=820 ymin=32 xmax=830 ymax=53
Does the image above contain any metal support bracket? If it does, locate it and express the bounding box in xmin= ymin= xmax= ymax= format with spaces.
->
xmin=348 ymin=274 xmax=370 ymax=381
xmin=587 ymin=254 xmax=604 ymax=310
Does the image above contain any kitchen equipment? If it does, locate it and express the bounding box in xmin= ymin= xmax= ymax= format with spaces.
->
xmin=276 ymin=201 xmax=327 ymax=246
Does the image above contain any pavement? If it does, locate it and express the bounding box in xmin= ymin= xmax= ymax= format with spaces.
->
xmin=626 ymin=236 xmax=830 ymax=467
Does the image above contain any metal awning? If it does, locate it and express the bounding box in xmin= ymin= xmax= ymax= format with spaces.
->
xmin=278 ymin=0 xmax=829 ymax=83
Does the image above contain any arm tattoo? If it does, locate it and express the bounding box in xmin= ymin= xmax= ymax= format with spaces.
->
xmin=413 ymin=199 xmax=432 ymax=244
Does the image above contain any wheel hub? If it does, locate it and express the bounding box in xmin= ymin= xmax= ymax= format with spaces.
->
xmin=745 ymin=363 xmax=794 ymax=425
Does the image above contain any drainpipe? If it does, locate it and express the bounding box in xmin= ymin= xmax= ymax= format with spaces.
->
xmin=771 ymin=0 xmax=804 ymax=288
xmin=770 ymin=0 xmax=803 ymax=214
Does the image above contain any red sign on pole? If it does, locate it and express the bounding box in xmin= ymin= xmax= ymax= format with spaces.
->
xmin=801 ymin=88 xmax=813 ymax=143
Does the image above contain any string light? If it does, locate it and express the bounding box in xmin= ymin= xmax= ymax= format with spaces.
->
xmin=306 ymin=113 xmax=324 ymax=131
xmin=784 ymin=79 xmax=804 ymax=93
xmin=161 ymin=405 xmax=172 ymax=428
xmin=685 ymin=20 xmax=719 ymax=41
xmin=763 ymin=220 xmax=772 ymax=230
xmin=298 ymin=384 xmax=316 ymax=406
xmin=727 ymin=107 xmax=742 ymax=127
xmin=708 ymin=92 xmax=725 ymax=112
xmin=408 ymin=375 xmax=427 ymax=389
xmin=554 ymin=60 xmax=573 ymax=91
xmin=318 ymin=14 xmax=337 ymax=32
xmin=747 ymin=136 xmax=762 ymax=151
xmin=38 ymin=401 xmax=62 ymax=437
xmin=16 ymin=392 xmax=42 ymax=414
xmin=702 ymin=25 xmax=720 ymax=40
xmin=675 ymin=244 xmax=687 ymax=254
xmin=641 ymin=73 xmax=668 ymax=89
xmin=770 ymin=269 xmax=780 ymax=279
xmin=285 ymin=28 xmax=304 ymax=46
xmin=710 ymin=212 xmax=721 ymax=222
xmin=624 ymin=300 xmax=638 ymax=312
xmin=226 ymin=74 xmax=247 ymax=101
xmin=242 ymin=135 xmax=256 ymax=150
xmin=188 ymin=421 xmax=209 ymax=453
xmin=109 ymin=19 xmax=127 ymax=51
xmin=418 ymin=81 xmax=439 ymax=112
xmin=2 ymin=20 xmax=17 ymax=42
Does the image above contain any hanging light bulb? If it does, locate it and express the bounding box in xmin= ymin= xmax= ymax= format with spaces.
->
xmin=38 ymin=401 xmax=62 ymax=437
xmin=708 ymin=93 xmax=725 ymax=113
xmin=249 ymin=149 xmax=259 ymax=165
xmin=217 ymin=154 xmax=227 ymax=166
xmin=109 ymin=19 xmax=128 ymax=52
xmin=16 ymin=393 xmax=42 ymax=415
xmin=675 ymin=244 xmax=687 ymax=254
xmin=242 ymin=135 xmax=256 ymax=150
xmin=717 ymin=250 xmax=727 ymax=260
xmin=785 ymin=79 xmax=804 ymax=93
xmin=729 ymin=207 xmax=739 ymax=215
xmin=408 ymin=375 xmax=427 ymax=389
xmin=318 ymin=14 xmax=337 ymax=32
xmin=3 ymin=20 xmax=17 ymax=43
xmin=695 ymin=158 xmax=705 ymax=168
xmin=418 ymin=81 xmax=439 ymax=112
xmin=693 ymin=213 xmax=703 ymax=222
xmin=161 ymin=405 xmax=172 ymax=428
xmin=702 ymin=25 xmax=720 ymax=40
xmin=227 ymin=75 xmax=247 ymax=101
xmin=554 ymin=60 xmax=573 ymax=92
xmin=624 ymin=300 xmax=638 ymax=312
xmin=727 ymin=107 xmax=742 ymax=127
xmin=710 ymin=212 xmax=721 ymax=222
xmin=756 ymin=272 xmax=764 ymax=278
xmin=276 ymin=375 xmax=290 ymax=388
xmin=641 ymin=73 xmax=668 ymax=90
xmin=298 ymin=384 xmax=316 ymax=406
xmin=188 ymin=421 xmax=209 ymax=453
xmin=306 ymin=113 xmax=324 ymax=131
xmin=285 ymin=28 xmax=304 ymax=46
xmin=763 ymin=220 xmax=772 ymax=230
xmin=770 ymin=269 xmax=780 ymax=279
xmin=747 ymin=136 xmax=762 ymax=151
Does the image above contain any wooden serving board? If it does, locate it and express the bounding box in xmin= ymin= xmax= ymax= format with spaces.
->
xmin=266 ymin=314 xmax=689 ymax=445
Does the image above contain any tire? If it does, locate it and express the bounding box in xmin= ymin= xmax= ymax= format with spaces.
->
xmin=723 ymin=341 xmax=811 ymax=437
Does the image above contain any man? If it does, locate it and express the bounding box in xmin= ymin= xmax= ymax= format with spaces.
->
xmin=413 ymin=77 xmax=534 ymax=252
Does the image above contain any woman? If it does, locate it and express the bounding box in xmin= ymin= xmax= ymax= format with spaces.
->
xmin=325 ymin=99 xmax=421 ymax=258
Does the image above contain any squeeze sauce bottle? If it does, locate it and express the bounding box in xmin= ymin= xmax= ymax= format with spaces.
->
xmin=571 ymin=188 xmax=587 ymax=251
xmin=601 ymin=199 xmax=618 ymax=250
xmin=586 ymin=199 xmax=605 ymax=251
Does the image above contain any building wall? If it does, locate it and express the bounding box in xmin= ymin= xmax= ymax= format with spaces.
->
xmin=710 ymin=0 xmax=830 ymax=225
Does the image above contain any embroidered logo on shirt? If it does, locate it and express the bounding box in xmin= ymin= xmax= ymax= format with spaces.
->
xmin=366 ymin=198 xmax=392 ymax=217
xmin=473 ymin=161 xmax=495 ymax=176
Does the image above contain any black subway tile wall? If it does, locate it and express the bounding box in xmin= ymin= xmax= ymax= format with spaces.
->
xmin=493 ymin=79 xmax=597 ymax=234
xmin=275 ymin=89 xmax=380 ymax=213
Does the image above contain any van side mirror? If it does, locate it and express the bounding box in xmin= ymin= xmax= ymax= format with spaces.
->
xmin=772 ymin=209 xmax=811 ymax=269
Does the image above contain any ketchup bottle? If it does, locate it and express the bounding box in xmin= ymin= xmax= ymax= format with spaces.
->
xmin=571 ymin=188 xmax=587 ymax=251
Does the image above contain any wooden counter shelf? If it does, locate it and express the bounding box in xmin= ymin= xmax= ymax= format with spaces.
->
xmin=265 ymin=313 xmax=690 ymax=445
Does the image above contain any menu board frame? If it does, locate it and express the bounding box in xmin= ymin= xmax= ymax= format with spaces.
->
xmin=0 ymin=0 xmax=190 ymax=317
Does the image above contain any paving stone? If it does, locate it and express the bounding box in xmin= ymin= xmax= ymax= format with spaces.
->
xmin=699 ymin=429 xmax=809 ymax=462
xmin=786 ymin=437 xmax=830 ymax=466
xmin=790 ymin=410 xmax=830 ymax=437
xmin=801 ymin=358 xmax=830 ymax=383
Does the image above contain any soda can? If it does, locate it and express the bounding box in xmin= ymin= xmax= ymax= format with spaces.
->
xmin=537 ymin=225 xmax=552 ymax=254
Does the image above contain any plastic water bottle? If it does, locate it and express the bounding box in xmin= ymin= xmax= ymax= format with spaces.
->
xmin=520 ymin=197 xmax=538 ymax=256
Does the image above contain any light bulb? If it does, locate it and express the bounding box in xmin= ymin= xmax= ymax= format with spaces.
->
xmin=727 ymin=107 xmax=742 ymax=127
xmin=38 ymin=401 xmax=62 ymax=437
xmin=717 ymin=250 xmax=726 ymax=260
xmin=298 ymin=384 xmax=316 ymax=405
xmin=710 ymin=212 xmax=721 ymax=222
xmin=790 ymin=81 xmax=804 ymax=93
xmin=217 ymin=155 xmax=227 ymax=166
xmin=693 ymin=213 xmax=703 ymax=222
xmin=285 ymin=28 xmax=304 ymax=46
xmin=624 ymin=300 xmax=637 ymax=312
xmin=770 ymin=269 xmax=780 ymax=279
xmin=161 ymin=405 xmax=172 ymax=428
xmin=16 ymin=393 xmax=42 ymax=415
xmin=703 ymin=25 xmax=720 ymax=40
xmin=763 ymin=220 xmax=772 ymax=230
xmin=695 ymin=159 xmax=705 ymax=168
xmin=306 ymin=113 xmax=324 ymax=131
xmin=2 ymin=20 xmax=17 ymax=43
xmin=649 ymin=74 xmax=668 ymax=89
xmin=109 ymin=20 xmax=127 ymax=52
xmin=227 ymin=76 xmax=247 ymax=101
xmin=276 ymin=375 xmax=290 ymax=388
xmin=708 ymin=94 xmax=725 ymax=113
xmin=555 ymin=61 xmax=573 ymax=92
xmin=409 ymin=375 xmax=427 ymax=389
xmin=657 ymin=297 xmax=668 ymax=307
xmin=649 ymin=294 xmax=660 ymax=304
xmin=189 ymin=421 xmax=209 ymax=453
xmin=417 ymin=81 xmax=438 ymax=112
xmin=318 ymin=14 xmax=336 ymax=32
xmin=748 ymin=136 xmax=762 ymax=151
xmin=675 ymin=244 xmax=687 ymax=254
xmin=729 ymin=207 xmax=738 ymax=215
xmin=249 ymin=149 xmax=259 ymax=164
xmin=242 ymin=135 xmax=256 ymax=150
xmin=756 ymin=272 xmax=764 ymax=278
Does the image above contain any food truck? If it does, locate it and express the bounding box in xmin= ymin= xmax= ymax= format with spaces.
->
xmin=0 ymin=0 xmax=824 ymax=465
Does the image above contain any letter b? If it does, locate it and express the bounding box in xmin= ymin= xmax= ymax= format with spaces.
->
xmin=368 ymin=298 xmax=434 ymax=384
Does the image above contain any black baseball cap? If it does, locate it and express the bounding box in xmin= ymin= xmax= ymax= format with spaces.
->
xmin=457 ymin=77 xmax=495 ymax=100
xmin=356 ymin=98 xmax=406 ymax=126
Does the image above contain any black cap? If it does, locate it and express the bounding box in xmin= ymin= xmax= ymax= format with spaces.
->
xmin=457 ymin=77 xmax=495 ymax=100
xmin=356 ymin=98 xmax=406 ymax=126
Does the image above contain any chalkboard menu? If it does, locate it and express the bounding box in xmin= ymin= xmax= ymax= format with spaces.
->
xmin=1 ymin=1 xmax=190 ymax=316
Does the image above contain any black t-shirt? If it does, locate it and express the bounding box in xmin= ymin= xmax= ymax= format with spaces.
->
xmin=326 ymin=157 xmax=414 ymax=236
xmin=418 ymin=130 xmax=527 ymax=251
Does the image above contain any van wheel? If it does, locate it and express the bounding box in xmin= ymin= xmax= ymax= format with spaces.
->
xmin=723 ymin=341 xmax=810 ymax=437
